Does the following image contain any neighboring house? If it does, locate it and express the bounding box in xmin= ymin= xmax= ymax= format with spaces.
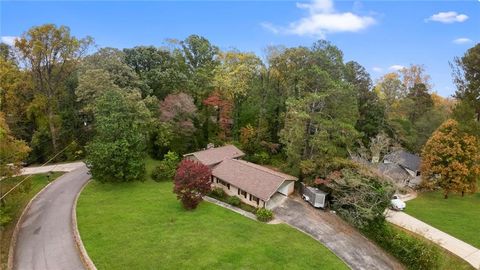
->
xmin=382 ymin=150 xmax=422 ymax=187
xmin=377 ymin=163 xmax=412 ymax=187
xmin=184 ymin=145 xmax=298 ymax=209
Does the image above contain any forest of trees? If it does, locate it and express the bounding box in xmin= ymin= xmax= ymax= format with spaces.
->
xmin=1 ymin=24 xmax=479 ymax=186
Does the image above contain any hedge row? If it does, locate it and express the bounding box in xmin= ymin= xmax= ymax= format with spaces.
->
xmin=362 ymin=222 xmax=441 ymax=270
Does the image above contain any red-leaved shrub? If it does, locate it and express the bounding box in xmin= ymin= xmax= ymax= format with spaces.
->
xmin=173 ymin=159 xmax=212 ymax=210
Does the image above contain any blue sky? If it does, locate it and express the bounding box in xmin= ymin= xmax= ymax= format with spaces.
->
xmin=1 ymin=0 xmax=479 ymax=97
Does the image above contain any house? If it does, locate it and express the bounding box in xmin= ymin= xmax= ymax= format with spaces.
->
xmin=383 ymin=150 xmax=421 ymax=177
xmin=382 ymin=150 xmax=422 ymax=187
xmin=184 ymin=145 xmax=298 ymax=209
xmin=377 ymin=163 xmax=412 ymax=187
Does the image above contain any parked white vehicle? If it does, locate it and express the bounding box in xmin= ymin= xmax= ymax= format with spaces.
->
xmin=390 ymin=195 xmax=406 ymax=211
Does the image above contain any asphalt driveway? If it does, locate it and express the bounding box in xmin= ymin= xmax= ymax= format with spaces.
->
xmin=274 ymin=197 xmax=404 ymax=270
xmin=12 ymin=164 xmax=90 ymax=270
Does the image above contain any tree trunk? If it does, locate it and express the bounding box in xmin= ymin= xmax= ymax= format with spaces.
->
xmin=444 ymin=192 xmax=448 ymax=199
xmin=462 ymin=191 xmax=465 ymax=197
xmin=47 ymin=107 xmax=58 ymax=153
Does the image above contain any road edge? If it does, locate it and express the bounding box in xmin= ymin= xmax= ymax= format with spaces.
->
xmin=7 ymin=174 xmax=63 ymax=270
xmin=72 ymin=179 xmax=97 ymax=270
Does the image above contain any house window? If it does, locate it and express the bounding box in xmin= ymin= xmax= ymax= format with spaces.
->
xmin=249 ymin=194 xmax=260 ymax=205
xmin=241 ymin=190 xmax=247 ymax=198
xmin=416 ymin=171 xmax=421 ymax=176
xmin=238 ymin=189 xmax=241 ymax=195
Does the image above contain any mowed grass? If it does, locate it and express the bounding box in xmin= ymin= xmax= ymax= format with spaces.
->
xmin=0 ymin=172 xmax=63 ymax=269
xmin=405 ymin=183 xmax=480 ymax=249
xmin=77 ymin=160 xmax=348 ymax=270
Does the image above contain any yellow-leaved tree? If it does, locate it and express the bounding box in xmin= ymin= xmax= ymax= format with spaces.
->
xmin=421 ymin=119 xmax=480 ymax=198
xmin=0 ymin=113 xmax=31 ymax=178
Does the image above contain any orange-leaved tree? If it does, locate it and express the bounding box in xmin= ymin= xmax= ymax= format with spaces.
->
xmin=421 ymin=119 xmax=480 ymax=198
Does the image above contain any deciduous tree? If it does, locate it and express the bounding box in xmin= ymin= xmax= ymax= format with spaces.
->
xmin=173 ymin=159 xmax=212 ymax=210
xmin=15 ymin=24 xmax=92 ymax=153
xmin=452 ymin=43 xmax=480 ymax=121
xmin=0 ymin=113 xmax=30 ymax=178
xmin=421 ymin=119 xmax=480 ymax=198
xmin=323 ymin=166 xmax=395 ymax=228
xmin=86 ymin=89 xmax=150 ymax=182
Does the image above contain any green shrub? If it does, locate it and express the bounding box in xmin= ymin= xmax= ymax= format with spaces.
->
xmin=209 ymin=187 xmax=226 ymax=199
xmin=256 ymin=208 xmax=274 ymax=222
xmin=151 ymin=165 xmax=165 ymax=182
xmin=0 ymin=207 xmax=12 ymax=226
xmin=150 ymin=151 xmax=179 ymax=182
xmin=252 ymin=152 xmax=270 ymax=164
xmin=226 ymin=196 xmax=241 ymax=207
xmin=363 ymin=223 xmax=441 ymax=270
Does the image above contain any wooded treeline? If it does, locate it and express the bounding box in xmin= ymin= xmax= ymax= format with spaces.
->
xmin=1 ymin=24 xmax=479 ymax=183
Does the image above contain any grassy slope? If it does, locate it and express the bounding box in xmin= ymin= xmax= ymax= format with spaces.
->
xmin=0 ymin=172 xmax=63 ymax=269
xmin=405 ymin=184 xmax=480 ymax=249
xmin=77 ymin=160 xmax=348 ymax=270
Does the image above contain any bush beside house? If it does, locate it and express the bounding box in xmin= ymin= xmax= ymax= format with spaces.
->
xmin=256 ymin=208 xmax=274 ymax=222
xmin=208 ymin=188 xmax=257 ymax=214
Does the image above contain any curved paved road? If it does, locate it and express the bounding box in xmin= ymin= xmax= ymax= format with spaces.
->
xmin=13 ymin=165 xmax=90 ymax=270
xmin=274 ymin=197 xmax=404 ymax=270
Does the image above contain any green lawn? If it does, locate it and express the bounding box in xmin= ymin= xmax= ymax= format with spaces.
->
xmin=405 ymin=185 xmax=480 ymax=249
xmin=0 ymin=172 xmax=64 ymax=269
xmin=76 ymin=160 xmax=348 ymax=270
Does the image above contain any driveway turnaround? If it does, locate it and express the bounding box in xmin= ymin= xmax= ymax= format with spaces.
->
xmin=386 ymin=210 xmax=480 ymax=269
xmin=274 ymin=197 xmax=404 ymax=270
xmin=12 ymin=164 xmax=90 ymax=270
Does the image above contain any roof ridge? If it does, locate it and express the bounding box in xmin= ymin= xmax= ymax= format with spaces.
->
xmin=229 ymin=159 xmax=295 ymax=180
xmin=186 ymin=144 xmax=237 ymax=156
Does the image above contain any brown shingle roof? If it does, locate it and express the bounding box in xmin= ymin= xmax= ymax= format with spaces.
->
xmin=184 ymin=145 xmax=245 ymax=166
xmin=212 ymin=159 xmax=298 ymax=201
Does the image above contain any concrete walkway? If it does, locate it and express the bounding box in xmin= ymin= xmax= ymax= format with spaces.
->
xmin=20 ymin=161 xmax=85 ymax=175
xmin=275 ymin=197 xmax=404 ymax=270
xmin=12 ymin=165 xmax=90 ymax=270
xmin=386 ymin=210 xmax=480 ymax=269
xmin=203 ymin=196 xmax=257 ymax=220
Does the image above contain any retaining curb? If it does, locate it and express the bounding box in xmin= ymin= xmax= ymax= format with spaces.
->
xmin=72 ymin=179 xmax=97 ymax=270
xmin=203 ymin=196 xmax=257 ymax=220
xmin=7 ymin=174 xmax=64 ymax=270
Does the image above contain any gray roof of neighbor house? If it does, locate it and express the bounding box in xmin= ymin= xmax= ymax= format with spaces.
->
xmin=184 ymin=145 xmax=245 ymax=166
xmin=384 ymin=150 xmax=421 ymax=171
xmin=212 ymin=159 xmax=298 ymax=201
xmin=377 ymin=163 xmax=411 ymax=182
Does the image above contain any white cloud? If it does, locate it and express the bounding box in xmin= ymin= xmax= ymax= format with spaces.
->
xmin=426 ymin=11 xmax=468 ymax=23
xmin=260 ymin=23 xmax=280 ymax=34
xmin=1 ymin=36 xmax=19 ymax=46
xmin=389 ymin=65 xmax=405 ymax=71
xmin=453 ymin=38 xmax=473 ymax=45
xmin=296 ymin=0 xmax=333 ymax=14
xmin=372 ymin=67 xmax=383 ymax=73
xmin=262 ymin=0 xmax=376 ymax=38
